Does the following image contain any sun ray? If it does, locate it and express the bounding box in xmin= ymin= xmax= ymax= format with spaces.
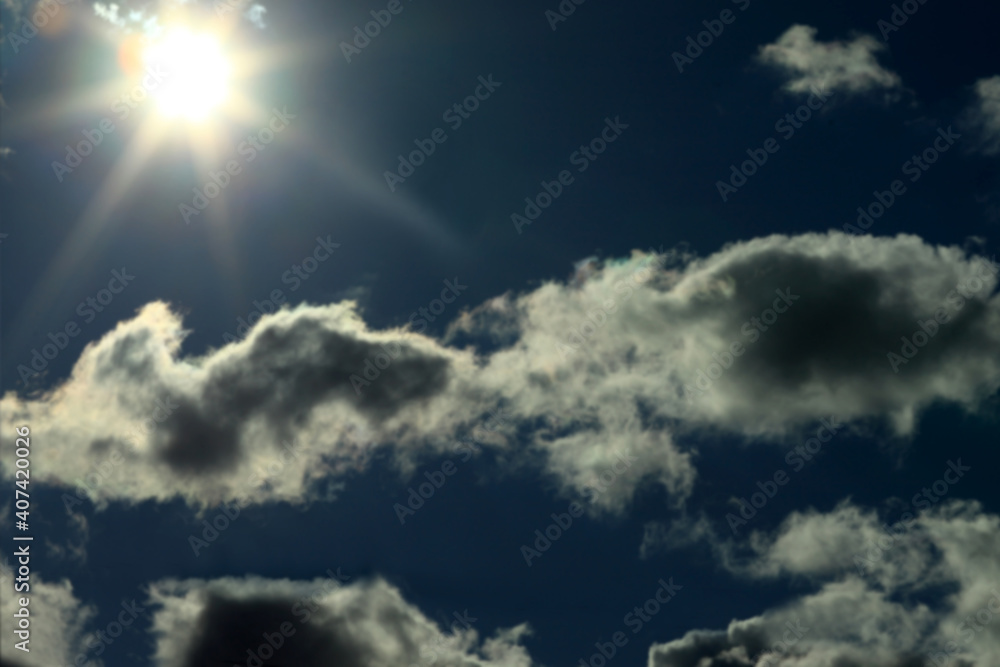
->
xmin=9 ymin=119 xmax=169 ymax=343
xmin=9 ymin=9 xmax=420 ymax=352
xmin=288 ymin=133 xmax=465 ymax=256
xmin=9 ymin=12 xmax=278 ymax=345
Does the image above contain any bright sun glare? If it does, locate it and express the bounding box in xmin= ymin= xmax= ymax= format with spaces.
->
xmin=143 ymin=28 xmax=231 ymax=121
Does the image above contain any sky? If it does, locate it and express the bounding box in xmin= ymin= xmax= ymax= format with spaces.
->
xmin=1 ymin=0 xmax=1000 ymax=666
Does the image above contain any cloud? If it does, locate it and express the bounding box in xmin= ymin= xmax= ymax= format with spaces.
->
xmin=0 ymin=0 xmax=27 ymax=21
xmin=0 ymin=556 xmax=97 ymax=667
xmin=965 ymin=75 xmax=1000 ymax=155
xmin=93 ymin=1 xmax=128 ymax=28
xmin=245 ymin=2 xmax=266 ymax=29
xmin=89 ymin=0 xmax=269 ymax=33
xmin=648 ymin=500 xmax=1000 ymax=667
xmin=1 ymin=300 xmax=472 ymax=509
xmin=146 ymin=573 xmax=535 ymax=667
xmin=758 ymin=24 xmax=902 ymax=97
xmin=479 ymin=233 xmax=999 ymax=448
xmin=639 ymin=515 xmax=714 ymax=559
xmin=2 ymin=233 xmax=999 ymax=513
xmin=648 ymin=579 xmax=939 ymax=667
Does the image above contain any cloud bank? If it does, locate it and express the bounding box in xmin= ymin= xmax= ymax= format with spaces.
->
xmin=2 ymin=233 xmax=999 ymax=514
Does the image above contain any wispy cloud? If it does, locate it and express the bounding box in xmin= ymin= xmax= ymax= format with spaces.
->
xmin=965 ymin=75 xmax=1000 ymax=155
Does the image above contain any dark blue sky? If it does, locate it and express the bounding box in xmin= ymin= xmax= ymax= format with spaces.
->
xmin=1 ymin=1 xmax=999 ymax=666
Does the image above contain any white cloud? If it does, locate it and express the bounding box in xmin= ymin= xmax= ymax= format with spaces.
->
xmin=758 ymin=24 xmax=902 ymax=97
xmin=0 ymin=299 xmax=486 ymax=510
xmin=648 ymin=500 xmax=1000 ymax=666
xmin=2 ymin=233 xmax=999 ymax=514
xmin=0 ymin=556 xmax=97 ymax=667
xmin=245 ymin=2 xmax=266 ymax=29
xmin=89 ymin=0 xmax=269 ymax=33
xmin=93 ymin=1 xmax=127 ymax=28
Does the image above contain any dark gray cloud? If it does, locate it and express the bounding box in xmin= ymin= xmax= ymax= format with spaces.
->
xmin=180 ymin=593 xmax=362 ymax=667
xmin=673 ymin=245 xmax=998 ymax=424
xmin=158 ymin=313 xmax=450 ymax=475
xmin=148 ymin=575 xmax=535 ymax=667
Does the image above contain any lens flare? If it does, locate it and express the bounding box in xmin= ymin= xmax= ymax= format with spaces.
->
xmin=143 ymin=29 xmax=231 ymax=121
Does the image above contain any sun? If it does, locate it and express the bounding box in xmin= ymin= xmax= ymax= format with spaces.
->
xmin=143 ymin=28 xmax=231 ymax=122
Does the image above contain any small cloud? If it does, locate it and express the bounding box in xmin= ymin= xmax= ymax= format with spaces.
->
xmin=639 ymin=515 xmax=715 ymax=559
xmin=90 ymin=0 xmax=269 ymax=33
xmin=758 ymin=24 xmax=902 ymax=98
xmin=245 ymin=2 xmax=266 ymax=29
xmin=93 ymin=1 xmax=126 ymax=27
xmin=964 ymin=75 xmax=1000 ymax=155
